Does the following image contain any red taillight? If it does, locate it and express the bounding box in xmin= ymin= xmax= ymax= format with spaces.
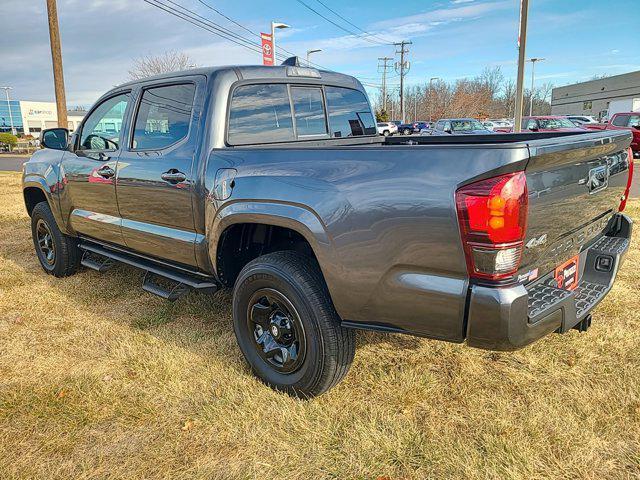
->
xmin=619 ymin=147 xmax=634 ymax=212
xmin=456 ymin=172 xmax=528 ymax=280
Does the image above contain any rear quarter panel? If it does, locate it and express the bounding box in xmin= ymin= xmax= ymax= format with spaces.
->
xmin=205 ymin=144 xmax=529 ymax=342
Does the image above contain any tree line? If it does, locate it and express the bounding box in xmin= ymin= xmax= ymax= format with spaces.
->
xmin=375 ymin=67 xmax=553 ymax=122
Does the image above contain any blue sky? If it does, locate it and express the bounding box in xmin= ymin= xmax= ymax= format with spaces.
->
xmin=2 ymin=0 xmax=638 ymax=105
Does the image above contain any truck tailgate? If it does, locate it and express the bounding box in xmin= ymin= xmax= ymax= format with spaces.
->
xmin=520 ymin=130 xmax=633 ymax=280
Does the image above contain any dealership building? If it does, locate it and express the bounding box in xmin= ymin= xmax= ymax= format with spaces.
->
xmin=551 ymin=70 xmax=640 ymax=120
xmin=0 ymin=100 xmax=86 ymax=137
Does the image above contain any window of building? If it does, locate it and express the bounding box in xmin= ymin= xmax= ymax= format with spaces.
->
xmin=291 ymin=87 xmax=327 ymax=137
xmin=228 ymin=84 xmax=294 ymax=145
xmin=325 ymin=87 xmax=376 ymax=138
xmin=79 ymin=93 xmax=130 ymax=150
xmin=132 ymin=84 xmax=196 ymax=150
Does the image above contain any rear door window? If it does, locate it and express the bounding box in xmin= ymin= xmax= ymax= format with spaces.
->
xmin=228 ymin=84 xmax=294 ymax=145
xmin=132 ymin=83 xmax=196 ymax=150
xmin=291 ymin=86 xmax=327 ymax=137
xmin=325 ymin=87 xmax=376 ymax=138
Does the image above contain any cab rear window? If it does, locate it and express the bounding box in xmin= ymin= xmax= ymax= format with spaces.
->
xmin=227 ymin=83 xmax=375 ymax=145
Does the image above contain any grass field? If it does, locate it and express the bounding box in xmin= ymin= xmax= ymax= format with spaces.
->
xmin=0 ymin=170 xmax=639 ymax=479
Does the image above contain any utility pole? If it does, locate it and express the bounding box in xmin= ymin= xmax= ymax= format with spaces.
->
xmin=1 ymin=87 xmax=16 ymax=135
xmin=378 ymin=57 xmax=393 ymax=113
xmin=394 ymin=41 xmax=412 ymax=123
xmin=46 ymin=0 xmax=67 ymax=129
xmin=528 ymin=57 xmax=545 ymax=116
xmin=513 ymin=0 xmax=529 ymax=132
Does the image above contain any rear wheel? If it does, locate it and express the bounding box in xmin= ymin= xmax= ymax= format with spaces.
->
xmin=31 ymin=201 xmax=80 ymax=277
xmin=403 ymin=128 xmax=411 ymax=135
xmin=383 ymin=130 xmax=390 ymax=137
xmin=232 ymin=251 xmax=355 ymax=397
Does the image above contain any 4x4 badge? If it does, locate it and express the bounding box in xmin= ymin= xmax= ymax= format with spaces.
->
xmin=526 ymin=233 xmax=547 ymax=248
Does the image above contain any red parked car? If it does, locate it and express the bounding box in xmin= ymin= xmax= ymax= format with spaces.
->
xmin=494 ymin=116 xmax=586 ymax=133
xmin=582 ymin=112 xmax=640 ymax=157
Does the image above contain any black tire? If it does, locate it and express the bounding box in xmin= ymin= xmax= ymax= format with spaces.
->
xmin=31 ymin=201 xmax=81 ymax=277
xmin=403 ymin=128 xmax=412 ymax=135
xmin=232 ymin=251 xmax=355 ymax=397
xmin=383 ymin=130 xmax=390 ymax=137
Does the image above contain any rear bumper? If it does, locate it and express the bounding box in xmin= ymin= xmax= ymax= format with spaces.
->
xmin=466 ymin=213 xmax=632 ymax=351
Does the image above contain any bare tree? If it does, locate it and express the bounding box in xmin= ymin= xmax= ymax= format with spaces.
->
xmin=128 ymin=51 xmax=195 ymax=80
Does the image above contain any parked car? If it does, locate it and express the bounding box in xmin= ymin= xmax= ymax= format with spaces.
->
xmin=582 ymin=112 xmax=640 ymax=156
xmin=22 ymin=63 xmax=634 ymax=397
xmin=565 ymin=115 xmax=599 ymax=126
xmin=426 ymin=118 xmax=494 ymax=135
xmin=397 ymin=121 xmax=430 ymax=135
xmin=376 ymin=121 xmax=398 ymax=136
xmin=483 ymin=120 xmax=513 ymax=131
xmin=494 ymin=116 xmax=586 ymax=133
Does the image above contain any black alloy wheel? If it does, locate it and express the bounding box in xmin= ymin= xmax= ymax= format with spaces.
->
xmin=247 ymin=288 xmax=307 ymax=374
xmin=35 ymin=218 xmax=56 ymax=266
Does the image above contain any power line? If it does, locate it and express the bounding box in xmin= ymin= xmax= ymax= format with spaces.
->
xmin=143 ymin=0 xmax=265 ymax=57
xmin=143 ymin=0 xmax=385 ymax=87
xmin=314 ymin=0 xmax=394 ymax=45
xmin=295 ymin=0 xmax=390 ymax=46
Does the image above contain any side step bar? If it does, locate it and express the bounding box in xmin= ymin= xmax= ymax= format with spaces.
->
xmin=79 ymin=242 xmax=219 ymax=301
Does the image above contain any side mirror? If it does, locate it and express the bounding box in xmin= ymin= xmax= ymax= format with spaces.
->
xmin=443 ymin=127 xmax=452 ymax=134
xmin=41 ymin=128 xmax=69 ymax=150
xmin=528 ymin=125 xmax=539 ymax=132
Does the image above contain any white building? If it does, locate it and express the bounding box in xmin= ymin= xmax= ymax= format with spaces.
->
xmin=0 ymin=100 xmax=85 ymax=137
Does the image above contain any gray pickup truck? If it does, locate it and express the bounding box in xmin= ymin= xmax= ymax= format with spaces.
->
xmin=22 ymin=61 xmax=634 ymax=397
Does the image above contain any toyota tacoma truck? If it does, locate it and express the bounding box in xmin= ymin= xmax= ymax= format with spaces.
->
xmin=22 ymin=60 xmax=634 ymax=397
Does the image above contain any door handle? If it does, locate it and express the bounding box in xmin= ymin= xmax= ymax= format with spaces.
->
xmin=96 ymin=165 xmax=115 ymax=178
xmin=161 ymin=169 xmax=187 ymax=184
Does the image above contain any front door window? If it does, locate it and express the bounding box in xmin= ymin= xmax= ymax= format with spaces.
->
xmin=79 ymin=93 xmax=130 ymax=151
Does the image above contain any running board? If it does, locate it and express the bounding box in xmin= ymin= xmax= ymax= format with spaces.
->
xmin=78 ymin=242 xmax=218 ymax=301
xmin=81 ymin=250 xmax=116 ymax=272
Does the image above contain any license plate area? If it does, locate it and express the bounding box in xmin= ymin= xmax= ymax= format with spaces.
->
xmin=554 ymin=255 xmax=579 ymax=291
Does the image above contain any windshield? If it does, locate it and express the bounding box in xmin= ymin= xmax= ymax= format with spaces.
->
xmin=536 ymin=118 xmax=577 ymax=129
xmin=451 ymin=120 xmax=485 ymax=131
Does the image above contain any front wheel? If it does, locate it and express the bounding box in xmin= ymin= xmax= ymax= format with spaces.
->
xmin=383 ymin=130 xmax=390 ymax=137
xmin=31 ymin=201 xmax=80 ymax=277
xmin=403 ymin=128 xmax=412 ymax=135
xmin=232 ymin=251 xmax=355 ymax=397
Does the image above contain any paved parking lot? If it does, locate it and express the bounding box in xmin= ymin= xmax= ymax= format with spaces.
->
xmin=0 ymin=156 xmax=27 ymax=173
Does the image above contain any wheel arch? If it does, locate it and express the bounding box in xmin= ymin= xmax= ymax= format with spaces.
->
xmin=210 ymin=201 xmax=337 ymax=289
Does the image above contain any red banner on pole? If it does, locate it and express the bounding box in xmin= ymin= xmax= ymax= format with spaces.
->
xmin=261 ymin=33 xmax=274 ymax=66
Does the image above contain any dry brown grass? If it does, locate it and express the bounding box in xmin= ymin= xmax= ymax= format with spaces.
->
xmin=0 ymin=170 xmax=639 ymax=479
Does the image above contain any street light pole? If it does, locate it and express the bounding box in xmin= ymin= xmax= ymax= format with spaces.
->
xmin=1 ymin=87 xmax=16 ymax=135
xmin=306 ymin=49 xmax=322 ymax=67
xmin=271 ymin=21 xmax=290 ymax=65
xmin=528 ymin=57 xmax=545 ymax=116
xmin=428 ymin=77 xmax=439 ymax=122
xmin=513 ymin=0 xmax=529 ymax=133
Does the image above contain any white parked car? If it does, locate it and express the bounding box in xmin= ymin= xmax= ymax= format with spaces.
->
xmin=377 ymin=122 xmax=398 ymax=136
xmin=483 ymin=120 xmax=513 ymax=131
